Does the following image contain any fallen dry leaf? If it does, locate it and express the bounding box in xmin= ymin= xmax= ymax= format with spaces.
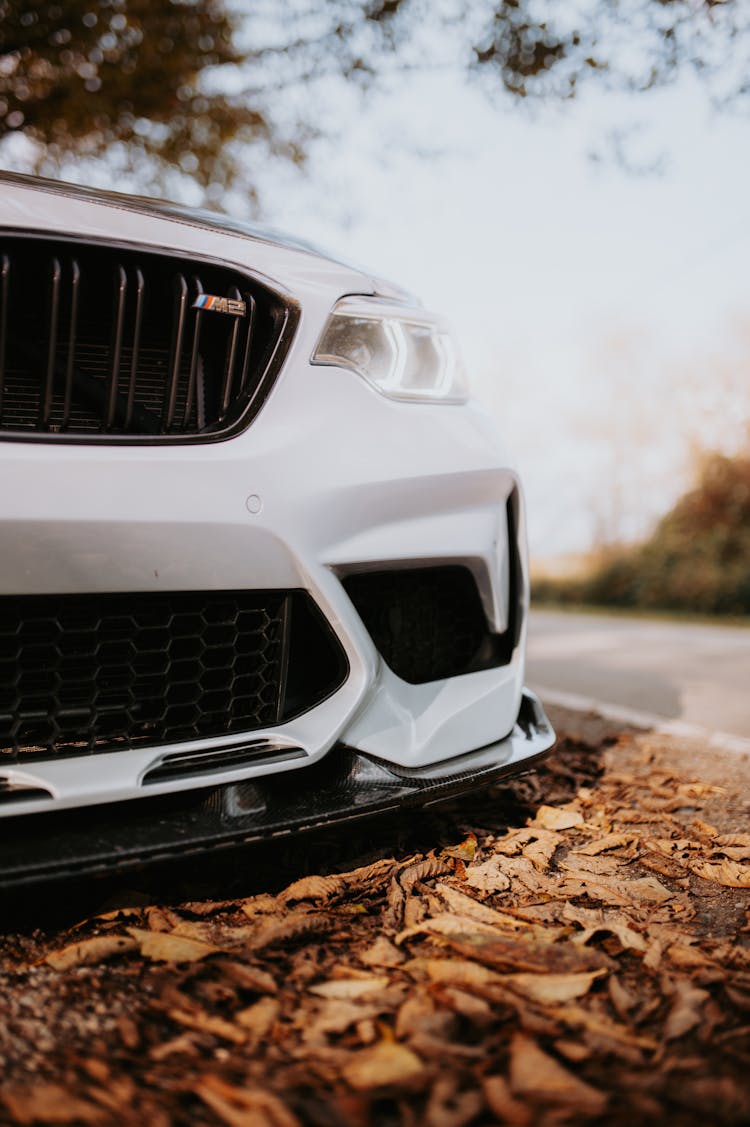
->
xmin=509 ymin=1032 xmax=607 ymax=1115
xmin=664 ymin=979 xmax=710 ymax=1040
xmin=251 ymin=912 xmax=333 ymax=949
xmin=278 ymin=874 xmax=344 ymax=904
xmin=425 ymin=1075 xmax=483 ymax=1127
xmin=573 ymin=833 xmax=636 ymax=856
xmin=1 ymin=1085 xmax=106 ymax=1125
xmin=235 ymin=996 xmax=280 ymax=1040
xmin=438 ymin=986 xmax=493 ymax=1023
xmin=309 ymin=975 xmax=390 ymax=999
xmin=554 ymin=1038 xmax=592 ymax=1063
xmin=439 ymin=930 xmax=610 ymax=975
xmin=532 ymin=805 xmax=585 ymax=831
xmin=239 ymin=894 xmax=280 ymax=919
xmin=608 ymin=975 xmax=638 ymax=1018
xmin=441 ymin=833 xmax=478 ymax=862
xmin=342 ymin=1039 xmax=425 ymax=1091
xmin=126 ymin=927 xmax=220 ymax=963
xmin=554 ymin=1003 xmax=658 ymax=1050
xmin=712 ymin=845 xmax=750 ymax=862
xmin=522 ymin=829 xmax=561 ymax=872
xmin=463 ymin=857 xmax=511 ymax=893
xmin=716 ymin=833 xmax=750 ymax=849
xmin=193 ymin=1076 xmax=300 ymax=1127
xmin=300 ymin=998 xmax=383 ymax=1040
xmin=145 ymin=906 xmax=182 ymax=932
xmin=149 ymin=1033 xmax=197 ymax=1061
xmin=572 ymin=921 xmax=647 ymax=954
xmin=435 ymin=883 xmax=543 ymax=932
xmin=360 ymin=935 xmax=405 ymax=967
xmin=405 ymin=956 xmax=503 ymax=991
xmin=689 ymin=859 xmax=750 ymax=888
xmin=212 ymin=960 xmax=277 ymax=994
xmin=66 ymin=905 xmax=145 ymax=932
xmin=482 ymin=1074 xmax=532 ymax=1126
xmin=384 ymin=857 xmax=454 ymax=929
xmin=666 ymin=943 xmax=721 ymax=972
xmin=504 ymin=969 xmax=607 ymax=1005
xmin=560 ymin=870 xmax=674 ymax=907
xmin=45 ymin=935 xmax=137 ymax=970
xmin=396 ymin=910 xmax=515 ymax=947
xmin=167 ymin=1007 xmax=247 ymax=1045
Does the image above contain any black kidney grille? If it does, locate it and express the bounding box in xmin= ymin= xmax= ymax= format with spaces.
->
xmin=0 ymin=590 xmax=347 ymax=763
xmin=0 ymin=237 xmax=294 ymax=440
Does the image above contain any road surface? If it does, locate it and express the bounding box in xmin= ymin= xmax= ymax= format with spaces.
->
xmin=526 ymin=609 xmax=750 ymax=742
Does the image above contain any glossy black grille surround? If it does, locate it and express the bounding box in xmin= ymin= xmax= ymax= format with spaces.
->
xmin=0 ymin=590 xmax=348 ymax=763
xmin=0 ymin=235 xmax=297 ymax=442
xmin=343 ymin=491 xmax=524 ymax=684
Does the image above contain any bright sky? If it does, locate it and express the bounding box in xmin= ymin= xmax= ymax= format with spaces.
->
xmin=258 ymin=69 xmax=750 ymax=561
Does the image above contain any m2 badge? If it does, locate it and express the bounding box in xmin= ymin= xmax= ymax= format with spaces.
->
xmin=193 ymin=294 xmax=246 ymax=316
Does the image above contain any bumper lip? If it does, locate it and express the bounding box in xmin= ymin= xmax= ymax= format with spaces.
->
xmin=0 ymin=689 xmax=555 ymax=889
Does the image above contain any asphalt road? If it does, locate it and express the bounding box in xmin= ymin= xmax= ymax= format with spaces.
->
xmin=526 ymin=609 xmax=750 ymax=742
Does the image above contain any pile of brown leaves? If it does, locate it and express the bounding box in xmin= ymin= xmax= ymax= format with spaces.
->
xmin=1 ymin=723 xmax=749 ymax=1126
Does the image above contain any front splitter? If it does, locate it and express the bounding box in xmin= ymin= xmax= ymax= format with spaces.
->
xmin=0 ymin=691 xmax=554 ymax=889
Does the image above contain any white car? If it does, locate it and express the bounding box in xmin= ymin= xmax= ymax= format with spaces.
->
xmin=0 ymin=172 xmax=554 ymax=884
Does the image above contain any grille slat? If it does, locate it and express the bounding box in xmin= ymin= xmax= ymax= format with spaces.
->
xmin=106 ymin=265 xmax=127 ymax=431
xmin=125 ymin=267 xmax=144 ymax=430
xmin=0 ymin=253 xmax=9 ymax=411
xmin=164 ymin=273 xmax=188 ymax=433
xmin=0 ymin=590 xmax=347 ymax=763
xmin=40 ymin=257 xmax=61 ymax=428
xmin=0 ymin=237 xmax=293 ymax=441
xmin=184 ymin=276 xmax=203 ymax=428
xmin=238 ymin=292 xmax=256 ymax=399
xmin=62 ymin=259 xmax=80 ymax=428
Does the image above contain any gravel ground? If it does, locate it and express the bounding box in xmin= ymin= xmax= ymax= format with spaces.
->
xmin=1 ymin=705 xmax=749 ymax=1127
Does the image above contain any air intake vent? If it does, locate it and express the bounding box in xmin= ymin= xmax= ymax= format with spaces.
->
xmin=0 ymin=778 xmax=54 ymax=804
xmin=343 ymin=491 xmax=523 ymax=685
xmin=142 ymin=740 xmax=306 ymax=786
xmin=0 ymin=236 xmax=296 ymax=441
xmin=344 ymin=566 xmax=499 ymax=683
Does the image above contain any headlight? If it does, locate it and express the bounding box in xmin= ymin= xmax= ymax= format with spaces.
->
xmin=311 ymin=296 xmax=468 ymax=403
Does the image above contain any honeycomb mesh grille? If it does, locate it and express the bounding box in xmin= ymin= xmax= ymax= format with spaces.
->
xmin=0 ymin=590 xmax=344 ymax=763
xmin=343 ymin=566 xmax=494 ymax=684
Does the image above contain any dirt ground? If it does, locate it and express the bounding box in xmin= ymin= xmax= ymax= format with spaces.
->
xmin=1 ymin=705 xmax=749 ymax=1127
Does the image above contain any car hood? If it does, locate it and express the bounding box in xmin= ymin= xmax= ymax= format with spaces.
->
xmin=0 ymin=171 xmax=414 ymax=302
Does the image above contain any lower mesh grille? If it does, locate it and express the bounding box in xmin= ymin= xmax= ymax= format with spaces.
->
xmin=0 ymin=590 xmax=347 ymax=763
xmin=344 ymin=562 xmax=517 ymax=684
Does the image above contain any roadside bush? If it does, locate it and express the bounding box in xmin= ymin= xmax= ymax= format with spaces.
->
xmin=534 ymin=451 xmax=750 ymax=615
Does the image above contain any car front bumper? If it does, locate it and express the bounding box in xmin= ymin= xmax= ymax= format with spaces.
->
xmin=0 ymin=351 xmax=537 ymax=817
xmin=0 ymin=690 xmax=554 ymax=888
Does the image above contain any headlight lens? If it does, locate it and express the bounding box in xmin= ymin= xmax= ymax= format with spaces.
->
xmin=312 ymin=296 xmax=468 ymax=403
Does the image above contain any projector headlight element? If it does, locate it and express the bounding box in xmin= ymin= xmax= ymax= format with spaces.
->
xmin=312 ymin=296 xmax=468 ymax=403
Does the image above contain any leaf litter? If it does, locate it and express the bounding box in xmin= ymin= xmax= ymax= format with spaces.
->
xmin=1 ymin=710 xmax=749 ymax=1125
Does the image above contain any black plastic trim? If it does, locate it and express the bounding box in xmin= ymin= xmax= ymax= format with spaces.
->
xmin=142 ymin=741 xmax=306 ymax=786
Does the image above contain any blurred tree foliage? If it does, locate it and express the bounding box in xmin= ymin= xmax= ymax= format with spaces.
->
xmin=0 ymin=0 xmax=747 ymax=196
xmin=0 ymin=0 xmax=275 ymax=193
xmin=535 ymin=452 xmax=750 ymax=616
